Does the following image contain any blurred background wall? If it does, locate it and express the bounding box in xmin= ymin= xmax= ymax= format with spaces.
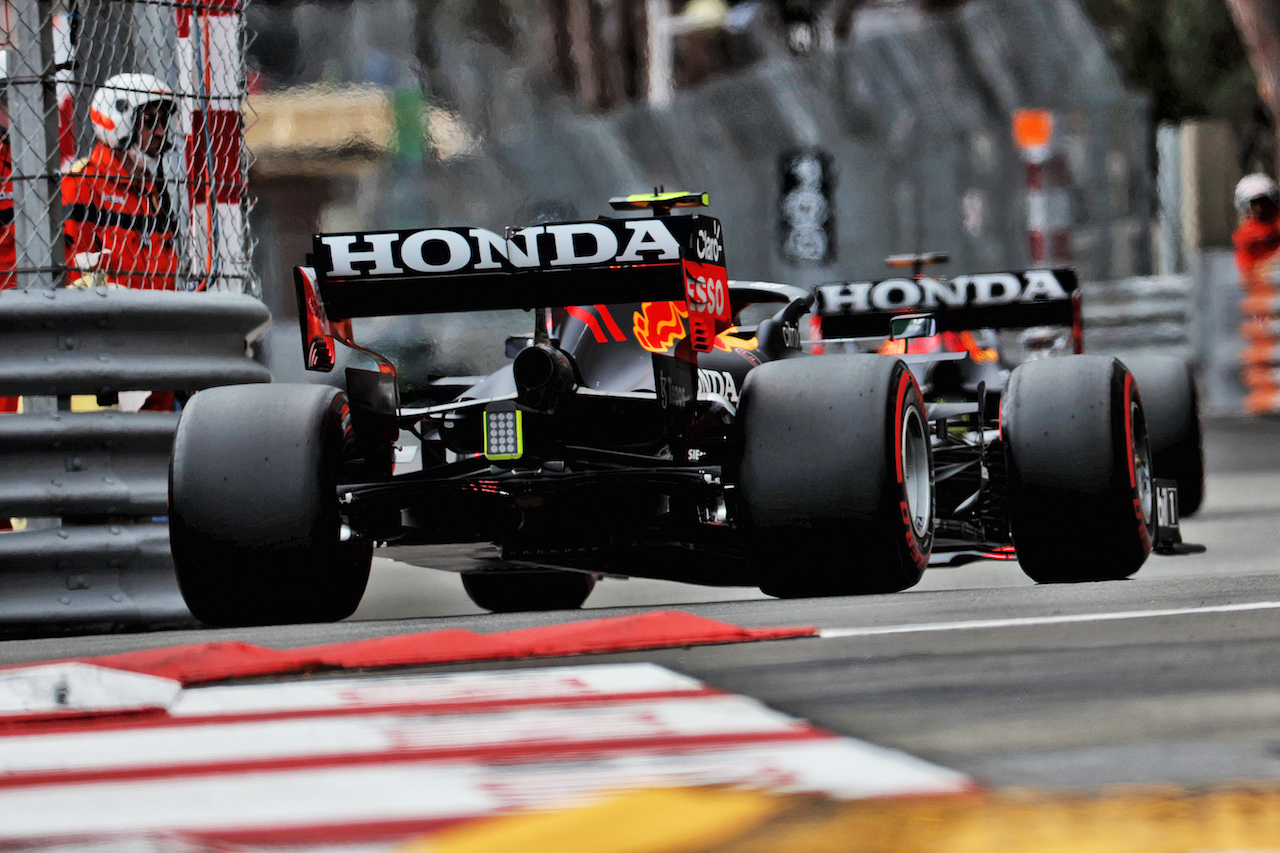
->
xmin=242 ymin=0 xmax=1228 ymax=399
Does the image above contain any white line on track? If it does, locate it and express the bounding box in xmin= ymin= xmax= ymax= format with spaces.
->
xmin=819 ymin=600 xmax=1280 ymax=639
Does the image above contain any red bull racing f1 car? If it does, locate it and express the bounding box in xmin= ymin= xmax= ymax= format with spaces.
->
xmin=815 ymin=251 xmax=1204 ymax=573
xmin=168 ymin=193 xmax=1199 ymax=626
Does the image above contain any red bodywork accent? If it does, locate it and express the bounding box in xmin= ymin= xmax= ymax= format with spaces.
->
xmin=595 ymin=304 xmax=627 ymax=341
xmin=681 ymin=259 xmax=732 ymax=353
xmin=879 ymin=331 xmax=997 ymax=363
xmin=566 ymin=305 xmax=628 ymax=344
xmin=566 ymin=305 xmax=608 ymax=343
xmin=297 ymin=266 xmax=354 ymax=372
xmin=807 ymin=314 xmax=824 ymax=354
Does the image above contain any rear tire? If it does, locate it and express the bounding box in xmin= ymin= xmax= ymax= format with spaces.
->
xmin=1003 ymin=356 xmax=1153 ymax=583
xmin=1120 ymin=356 xmax=1204 ymax=516
xmin=738 ymin=355 xmax=933 ymax=597
xmin=169 ymin=384 xmax=373 ymax=626
xmin=461 ymin=570 xmax=596 ymax=612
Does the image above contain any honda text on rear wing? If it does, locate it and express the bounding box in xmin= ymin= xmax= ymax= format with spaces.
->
xmin=295 ymin=197 xmax=732 ymax=372
xmin=815 ymin=265 xmax=1083 ymax=353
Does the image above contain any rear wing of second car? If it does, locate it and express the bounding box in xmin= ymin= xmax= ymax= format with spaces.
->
xmin=814 ymin=267 xmax=1082 ymax=352
xmin=295 ymin=213 xmax=732 ymax=372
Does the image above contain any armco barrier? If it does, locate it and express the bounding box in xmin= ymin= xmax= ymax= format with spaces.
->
xmin=1081 ymin=275 xmax=1197 ymax=365
xmin=0 ymin=288 xmax=271 ymax=635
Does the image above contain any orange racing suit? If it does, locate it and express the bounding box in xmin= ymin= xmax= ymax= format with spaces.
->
xmin=62 ymin=142 xmax=180 ymax=410
xmin=1233 ymin=212 xmax=1280 ymax=413
xmin=1234 ymin=215 xmax=1280 ymax=292
xmin=62 ymin=141 xmax=178 ymax=291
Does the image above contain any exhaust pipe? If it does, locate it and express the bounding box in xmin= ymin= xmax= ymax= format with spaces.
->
xmin=512 ymin=344 xmax=575 ymax=412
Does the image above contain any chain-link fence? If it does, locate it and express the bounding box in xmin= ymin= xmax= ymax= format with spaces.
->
xmin=0 ymin=1 xmax=255 ymax=294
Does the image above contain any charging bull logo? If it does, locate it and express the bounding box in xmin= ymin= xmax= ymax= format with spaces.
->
xmin=634 ymin=301 xmax=688 ymax=353
xmin=632 ymin=301 xmax=759 ymax=354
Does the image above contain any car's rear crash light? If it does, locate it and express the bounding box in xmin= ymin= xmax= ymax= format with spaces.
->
xmin=483 ymin=402 xmax=524 ymax=461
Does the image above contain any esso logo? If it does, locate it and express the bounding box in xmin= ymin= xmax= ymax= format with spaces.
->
xmin=692 ymin=275 xmax=727 ymax=316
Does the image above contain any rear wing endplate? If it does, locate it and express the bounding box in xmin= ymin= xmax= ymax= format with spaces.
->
xmin=815 ymin=268 xmax=1080 ymax=338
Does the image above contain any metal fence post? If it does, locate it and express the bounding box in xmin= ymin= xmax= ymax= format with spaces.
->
xmin=9 ymin=0 xmax=63 ymax=291
xmin=1156 ymin=123 xmax=1185 ymax=276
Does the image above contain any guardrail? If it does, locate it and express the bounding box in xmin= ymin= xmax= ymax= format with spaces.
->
xmin=0 ymin=288 xmax=271 ymax=636
xmin=1081 ymin=275 xmax=1197 ymax=365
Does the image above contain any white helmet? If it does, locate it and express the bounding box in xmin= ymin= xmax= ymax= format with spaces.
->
xmin=1235 ymin=173 xmax=1280 ymax=213
xmin=90 ymin=73 xmax=174 ymax=150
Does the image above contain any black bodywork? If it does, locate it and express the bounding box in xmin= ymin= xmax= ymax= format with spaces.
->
xmin=297 ymin=205 xmax=819 ymax=586
xmin=814 ymin=269 xmax=1075 ymax=565
xmin=342 ymin=295 xmax=810 ymax=585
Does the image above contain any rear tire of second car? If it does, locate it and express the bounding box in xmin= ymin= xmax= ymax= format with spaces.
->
xmin=1002 ymin=355 xmax=1154 ymax=583
xmin=1120 ymin=355 xmax=1204 ymax=516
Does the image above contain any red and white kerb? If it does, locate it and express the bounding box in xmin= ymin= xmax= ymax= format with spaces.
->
xmin=0 ymin=662 xmax=974 ymax=846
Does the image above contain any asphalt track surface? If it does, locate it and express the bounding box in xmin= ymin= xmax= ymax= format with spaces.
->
xmin=3 ymin=416 xmax=1280 ymax=792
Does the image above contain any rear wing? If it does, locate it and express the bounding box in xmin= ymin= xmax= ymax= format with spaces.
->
xmin=815 ymin=268 xmax=1081 ymax=340
xmin=295 ymin=214 xmax=732 ymax=371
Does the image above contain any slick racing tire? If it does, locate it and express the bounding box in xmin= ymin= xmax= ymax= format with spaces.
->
xmin=461 ymin=570 xmax=596 ymax=612
xmin=1003 ymin=356 xmax=1154 ymax=583
xmin=1120 ymin=355 xmax=1205 ymax=516
xmin=170 ymin=384 xmax=373 ymax=627
xmin=738 ymin=354 xmax=933 ymax=597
